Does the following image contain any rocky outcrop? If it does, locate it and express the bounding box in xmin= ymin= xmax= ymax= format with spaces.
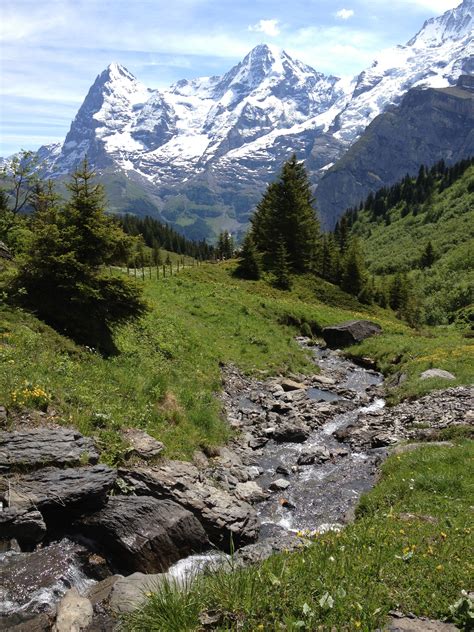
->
xmin=420 ymin=369 xmax=456 ymax=381
xmin=322 ymin=320 xmax=382 ymax=348
xmin=120 ymin=461 xmax=259 ymax=549
xmin=121 ymin=428 xmax=164 ymax=460
xmin=0 ymin=428 xmax=99 ymax=472
xmin=1 ymin=464 xmax=116 ymax=517
xmin=335 ymin=386 xmax=472 ymax=450
xmin=78 ymin=495 xmax=209 ymax=574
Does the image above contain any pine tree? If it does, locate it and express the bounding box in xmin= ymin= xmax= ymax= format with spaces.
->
xmin=251 ymin=155 xmax=320 ymax=273
xmin=11 ymin=160 xmax=147 ymax=355
xmin=234 ymin=233 xmax=260 ymax=280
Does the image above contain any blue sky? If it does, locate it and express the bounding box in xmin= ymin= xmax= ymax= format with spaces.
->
xmin=0 ymin=0 xmax=462 ymax=156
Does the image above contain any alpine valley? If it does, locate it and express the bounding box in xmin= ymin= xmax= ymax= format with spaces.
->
xmin=19 ymin=0 xmax=474 ymax=238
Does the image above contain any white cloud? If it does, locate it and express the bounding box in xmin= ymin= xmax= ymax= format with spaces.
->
xmin=335 ymin=8 xmax=355 ymax=20
xmin=248 ymin=19 xmax=281 ymax=37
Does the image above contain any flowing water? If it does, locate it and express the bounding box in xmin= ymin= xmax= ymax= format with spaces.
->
xmin=254 ymin=343 xmax=386 ymax=536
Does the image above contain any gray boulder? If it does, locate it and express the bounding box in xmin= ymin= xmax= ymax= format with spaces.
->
xmin=120 ymin=461 xmax=259 ymax=549
xmin=420 ymin=369 xmax=456 ymax=381
xmin=0 ymin=507 xmax=47 ymax=545
xmin=322 ymin=320 xmax=382 ymax=348
xmin=79 ymin=495 xmax=208 ymax=574
xmin=297 ymin=446 xmax=331 ymax=465
xmin=0 ymin=428 xmax=99 ymax=473
xmin=122 ymin=428 xmax=164 ymax=460
xmin=1 ymin=465 xmax=116 ymax=517
xmin=52 ymin=588 xmax=93 ymax=632
xmin=271 ymin=423 xmax=310 ymax=443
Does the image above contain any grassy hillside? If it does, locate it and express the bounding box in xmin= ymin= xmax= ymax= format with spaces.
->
xmin=1 ymin=261 xmax=473 ymax=465
xmin=351 ymin=164 xmax=474 ymax=325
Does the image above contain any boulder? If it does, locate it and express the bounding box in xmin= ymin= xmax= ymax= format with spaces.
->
xmin=322 ymin=320 xmax=382 ymax=348
xmin=234 ymin=481 xmax=269 ymax=503
xmin=420 ymin=369 xmax=456 ymax=381
xmin=280 ymin=379 xmax=306 ymax=392
xmin=384 ymin=615 xmax=459 ymax=631
xmin=1 ymin=465 xmax=116 ymax=518
xmin=0 ymin=507 xmax=46 ymax=545
xmin=78 ymin=495 xmax=209 ymax=574
xmin=122 ymin=428 xmax=164 ymax=460
xmin=109 ymin=572 xmax=170 ymax=613
xmin=53 ymin=588 xmax=93 ymax=632
xmin=297 ymin=446 xmax=331 ymax=465
xmin=271 ymin=423 xmax=310 ymax=443
xmin=119 ymin=461 xmax=259 ymax=549
xmin=269 ymin=478 xmax=290 ymax=491
xmin=0 ymin=428 xmax=99 ymax=473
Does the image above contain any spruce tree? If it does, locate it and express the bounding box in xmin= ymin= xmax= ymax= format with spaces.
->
xmin=251 ymin=155 xmax=320 ymax=273
xmin=234 ymin=233 xmax=260 ymax=280
xmin=420 ymin=240 xmax=435 ymax=268
xmin=12 ymin=161 xmax=147 ymax=355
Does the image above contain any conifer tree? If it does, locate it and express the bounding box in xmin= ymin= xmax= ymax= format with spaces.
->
xmin=234 ymin=233 xmax=260 ymax=280
xmin=341 ymin=238 xmax=366 ymax=296
xmin=11 ymin=160 xmax=146 ymax=355
xmin=251 ymin=155 xmax=320 ymax=273
xmin=420 ymin=240 xmax=435 ymax=268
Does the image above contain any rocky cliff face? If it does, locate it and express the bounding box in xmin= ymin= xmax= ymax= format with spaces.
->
xmin=316 ymin=78 xmax=474 ymax=227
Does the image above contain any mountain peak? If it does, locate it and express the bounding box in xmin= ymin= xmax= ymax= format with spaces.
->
xmin=407 ymin=0 xmax=473 ymax=47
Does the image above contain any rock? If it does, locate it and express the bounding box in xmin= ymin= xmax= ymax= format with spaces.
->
xmin=0 ymin=507 xmax=47 ymax=545
xmin=280 ymin=379 xmax=306 ymax=392
xmin=269 ymin=478 xmax=290 ymax=491
xmin=53 ymin=588 xmax=93 ymax=632
xmin=1 ymin=465 xmax=116 ymax=518
xmin=122 ymin=428 xmax=164 ymax=460
xmin=276 ymin=464 xmax=290 ymax=475
xmin=78 ymin=495 xmax=208 ymax=574
xmin=0 ymin=406 xmax=7 ymax=426
xmin=234 ymin=481 xmax=269 ymax=503
xmin=384 ymin=616 xmax=459 ymax=631
xmin=248 ymin=436 xmax=269 ymax=449
xmin=0 ymin=428 xmax=99 ymax=473
xmin=311 ymin=374 xmax=337 ymax=386
xmin=322 ymin=320 xmax=382 ymax=348
xmin=119 ymin=462 xmax=259 ymax=549
xmin=297 ymin=446 xmax=331 ymax=465
xmin=85 ymin=575 xmax=122 ymax=606
xmin=1 ymin=613 xmax=52 ymax=631
xmin=271 ymin=423 xmax=309 ymax=443
xmin=391 ymin=441 xmax=454 ymax=455
xmin=397 ymin=513 xmax=438 ymax=524
xmin=420 ymin=369 xmax=456 ymax=381
xmin=110 ymin=572 xmax=170 ymax=613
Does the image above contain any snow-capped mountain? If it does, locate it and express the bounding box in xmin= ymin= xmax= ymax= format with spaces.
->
xmin=37 ymin=0 xmax=473 ymax=237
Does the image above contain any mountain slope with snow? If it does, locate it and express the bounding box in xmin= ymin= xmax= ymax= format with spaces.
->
xmin=37 ymin=0 xmax=473 ymax=238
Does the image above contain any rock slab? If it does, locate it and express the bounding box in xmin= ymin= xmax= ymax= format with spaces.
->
xmin=79 ymin=495 xmax=209 ymax=574
xmin=0 ymin=428 xmax=99 ymax=472
xmin=120 ymin=461 xmax=259 ymax=549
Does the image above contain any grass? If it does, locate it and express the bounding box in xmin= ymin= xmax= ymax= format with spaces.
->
xmin=1 ymin=260 xmax=473 ymax=463
xmin=124 ymin=440 xmax=474 ymax=631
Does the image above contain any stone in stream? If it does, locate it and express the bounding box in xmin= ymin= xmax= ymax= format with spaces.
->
xmin=119 ymin=461 xmax=259 ymax=549
xmin=322 ymin=320 xmax=382 ymax=348
xmin=78 ymin=496 xmax=209 ymax=574
xmin=269 ymin=478 xmax=290 ymax=491
xmin=297 ymin=446 xmax=331 ymax=465
xmin=234 ymin=481 xmax=269 ymax=503
xmin=0 ymin=428 xmax=99 ymax=473
xmin=0 ymin=507 xmax=47 ymax=546
xmin=52 ymin=588 xmax=93 ymax=632
xmin=1 ymin=464 xmax=116 ymax=518
xmin=280 ymin=378 xmax=306 ymax=392
xmin=271 ymin=422 xmax=310 ymax=443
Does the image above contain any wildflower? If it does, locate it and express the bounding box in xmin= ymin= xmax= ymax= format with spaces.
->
xmin=436 ymin=564 xmax=444 ymax=571
xmin=440 ymin=532 xmax=447 ymax=539
xmin=355 ymin=621 xmax=362 ymax=628
xmin=399 ymin=529 xmax=405 ymax=535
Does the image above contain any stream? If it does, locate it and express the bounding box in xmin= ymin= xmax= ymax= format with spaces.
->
xmin=0 ymin=342 xmax=387 ymax=626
